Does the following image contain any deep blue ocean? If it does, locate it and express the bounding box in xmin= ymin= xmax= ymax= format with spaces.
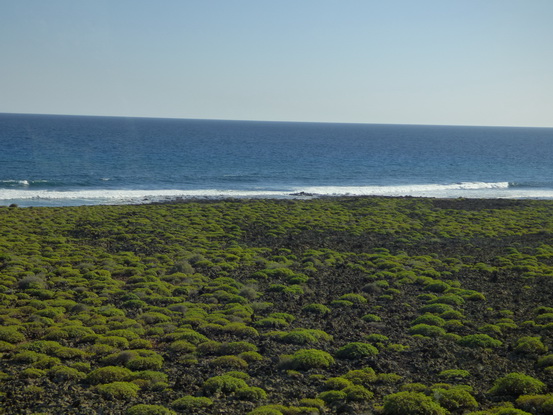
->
xmin=1 ymin=113 xmax=553 ymax=207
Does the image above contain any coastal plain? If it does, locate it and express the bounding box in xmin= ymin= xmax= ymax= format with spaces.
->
xmin=1 ymin=197 xmax=553 ymax=414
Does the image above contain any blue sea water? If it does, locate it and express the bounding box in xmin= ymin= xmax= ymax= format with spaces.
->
xmin=1 ymin=113 xmax=553 ymax=207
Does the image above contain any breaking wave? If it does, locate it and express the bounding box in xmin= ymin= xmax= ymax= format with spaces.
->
xmin=2 ymin=181 xmax=553 ymax=207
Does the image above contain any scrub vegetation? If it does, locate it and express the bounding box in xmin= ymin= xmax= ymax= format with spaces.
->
xmin=1 ymin=197 xmax=553 ymax=414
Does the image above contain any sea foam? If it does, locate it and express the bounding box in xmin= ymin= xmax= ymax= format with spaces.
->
xmin=2 ymin=182 xmax=553 ymax=207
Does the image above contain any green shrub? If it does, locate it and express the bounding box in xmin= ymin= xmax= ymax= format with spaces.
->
xmin=317 ymin=390 xmax=347 ymax=404
xmin=236 ymin=386 xmax=267 ymax=401
xmin=378 ymin=373 xmax=403 ymax=384
xmin=47 ymin=365 xmax=86 ymax=381
xmin=516 ymin=394 xmax=553 ymax=413
xmin=95 ymin=381 xmax=140 ymax=400
xmin=409 ymin=324 xmax=446 ymax=338
xmin=438 ymin=369 xmax=470 ymax=379
xmin=126 ymin=404 xmax=176 ymax=415
xmin=489 ymin=373 xmax=546 ymax=396
xmin=429 ymin=294 xmax=464 ymax=306
xmin=21 ymin=368 xmax=46 ymax=378
xmin=538 ymin=354 xmax=553 ymax=367
xmin=458 ymin=334 xmax=502 ymax=348
xmin=171 ymin=396 xmax=213 ymax=410
xmin=420 ymin=304 xmax=453 ymax=314
xmin=248 ymin=405 xmax=287 ymax=415
xmin=343 ymin=367 xmax=377 ymax=385
xmin=361 ymin=314 xmax=382 ymax=322
xmin=125 ymin=355 xmax=164 ymax=371
xmin=365 ymin=333 xmax=389 ymax=342
xmin=339 ymin=293 xmax=367 ymax=304
xmin=239 ymin=351 xmax=264 ymax=362
xmin=336 ymin=342 xmax=378 ymax=359
xmin=434 ymin=387 xmax=478 ymax=410
xmin=203 ymin=375 xmax=248 ymax=395
xmin=281 ymin=349 xmax=335 ymax=370
xmin=96 ymin=336 xmax=129 ymax=349
xmin=324 ymin=377 xmax=353 ymax=390
xmin=168 ymin=340 xmax=196 ymax=354
xmin=382 ymin=391 xmax=447 ymax=415
xmin=210 ymin=355 xmax=248 ymax=369
xmin=0 ymin=326 xmax=25 ymax=343
xmin=85 ymin=366 xmax=133 ymax=384
xmin=412 ymin=314 xmax=446 ymax=327
xmin=514 ymin=336 xmax=547 ymax=354
xmin=225 ymin=371 xmax=251 ymax=380
xmin=302 ymin=303 xmax=331 ymax=315
xmin=343 ymin=384 xmax=374 ymax=401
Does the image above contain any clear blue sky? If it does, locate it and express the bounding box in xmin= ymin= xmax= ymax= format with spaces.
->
xmin=1 ymin=1 xmax=552 ymax=127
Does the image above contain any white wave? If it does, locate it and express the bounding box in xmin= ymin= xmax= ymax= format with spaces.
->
xmin=1 ymin=182 xmax=552 ymax=207
xmin=299 ymin=182 xmax=511 ymax=196
xmin=0 ymin=189 xmax=292 ymax=204
xmin=0 ymin=179 xmax=30 ymax=186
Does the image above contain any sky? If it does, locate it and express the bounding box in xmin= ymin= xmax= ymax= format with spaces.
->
xmin=1 ymin=1 xmax=552 ymax=127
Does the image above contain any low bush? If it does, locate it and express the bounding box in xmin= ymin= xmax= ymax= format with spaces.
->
xmin=361 ymin=314 xmax=382 ymax=322
xmin=85 ymin=366 xmax=133 ymax=384
xmin=236 ymin=386 xmax=267 ymax=401
xmin=343 ymin=384 xmax=374 ymax=401
xmin=171 ymin=396 xmax=213 ymax=410
xmin=280 ymin=349 xmax=335 ymax=370
xmin=514 ymin=336 xmax=547 ymax=354
xmin=126 ymin=404 xmax=176 ymax=415
xmin=489 ymin=373 xmax=546 ymax=397
xmin=94 ymin=381 xmax=140 ymax=400
xmin=438 ymin=369 xmax=470 ymax=380
xmin=434 ymin=387 xmax=478 ymax=410
xmin=336 ymin=342 xmax=379 ymax=359
xmin=302 ymin=303 xmax=330 ymax=315
xmin=409 ymin=324 xmax=446 ymax=338
xmin=324 ymin=377 xmax=353 ymax=390
xmin=458 ymin=334 xmax=502 ymax=348
xmin=412 ymin=314 xmax=446 ymax=327
xmin=343 ymin=367 xmax=378 ymax=385
xmin=382 ymin=391 xmax=447 ymax=415
xmin=202 ymin=375 xmax=249 ymax=395
xmin=317 ymin=390 xmax=347 ymax=404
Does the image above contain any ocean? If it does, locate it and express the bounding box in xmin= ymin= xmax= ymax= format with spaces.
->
xmin=1 ymin=113 xmax=552 ymax=207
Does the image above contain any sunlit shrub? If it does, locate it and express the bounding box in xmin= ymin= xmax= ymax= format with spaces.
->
xmin=344 ymin=384 xmax=374 ymax=401
xmin=85 ymin=366 xmax=133 ymax=384
xmin=412 ymin=314 xmax=446 ymax=327
xmin=343 ymin=367 xmax=377 ymax=385
xmin=126 ymin=404 xmax=176 ymax=415
xmin=0 ymin=326 xmax=25 ymax=343
xmin=95 ymin=381 xmax=140 ymax=400
xmin=336 ymin=342 xmax=378 ymax=359
xmin=362 ymin=313 xmax=382 ymax=322
xmin=434 ymin=387 xmax=478 ymax=411
xmin=409 ymin=324 xmax=446 ymax=338
xmin=236 ymin=386 xmax=267 ymax=401
xmin=47 ymin=365 xmax=86 ymax=381
xmin=324 ymin=377 xmax=353 ymax=390
xmin=202 ymin=375 xmax=248 ymax=395
xmin=171 ymin=396 xmax=213 ymax=411
xmin=317 ymin=390 xmax=347 ymax=404
xmin=382 ymin=391 xmax=447 ymax=415
xmin=458 ymin=333 xmax=502 ymax=349
xmin=280 ymin=349 xmax=335 ymax=370
xmin=302 ymin=303 xmax=331 ymax=315
xmin=514 ymin=336 xmax=547 ymax=354
xmin=489 ymin=373 xmax=546 ymax=396
xmin=210 ymin=355 xmax=248 ymax=369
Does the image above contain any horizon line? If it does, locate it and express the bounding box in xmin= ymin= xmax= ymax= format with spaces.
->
xmin=1 ymin=111 xmax=552 ymax=130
